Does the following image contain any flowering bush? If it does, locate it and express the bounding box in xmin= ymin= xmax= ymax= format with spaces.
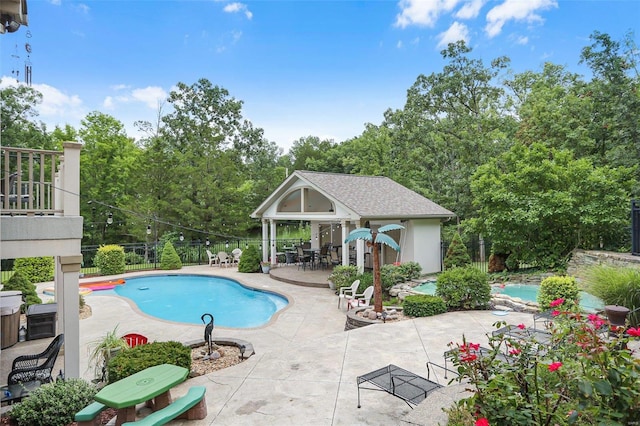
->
xmin=447 ymin=302 xmax=640 ymax=425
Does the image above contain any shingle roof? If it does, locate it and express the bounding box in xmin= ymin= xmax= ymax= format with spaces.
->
xmin=296 ymin=171 xmax=455 ymax=219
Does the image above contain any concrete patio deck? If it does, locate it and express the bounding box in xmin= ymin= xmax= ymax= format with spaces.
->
xmin=1 ymin=265 xmax=535 ymax=425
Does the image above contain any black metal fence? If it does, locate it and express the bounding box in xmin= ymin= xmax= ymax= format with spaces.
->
xmin=632 ymin=199 xmax=640 ymax=256
xmin=441 ymin=236 xmax=492 ymax=273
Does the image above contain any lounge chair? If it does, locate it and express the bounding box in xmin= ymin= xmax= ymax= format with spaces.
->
xmin=231 ymin=248 xmax=242 ymax=265
xmin=217 ymin=252 xmax=231 ymax=267
xmin=330 ymin=249 xmax=340 ymax=267
xmin=206 ymin=249 xmax=218 ymax=267
xmin=8 ymin=334 xmax=64 ymax=385
xmin=337 ymin=279 xmax=360 ymax=309
xmin=347 ymin=286 xmax=374 ymax=310
xmin=122 ymin=333 xmax=148 ymax=348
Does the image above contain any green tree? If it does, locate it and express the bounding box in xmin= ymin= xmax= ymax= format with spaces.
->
xmin=0 ymin=82 xmax=52 ymax=149
xmin=470 ymin=143 xmax=634 ymax=269
xmin=344 ymin=224 xmax=404 ymax=313
xmin=444 ymin=232 xmax=472 ymax=270
xmin=288 ymin=136 xmax=335 ymax=171
xmin=160 ymin=241 xmax=182 ymax=270
xmin=2 ymin=270 xmax=41 ymax=312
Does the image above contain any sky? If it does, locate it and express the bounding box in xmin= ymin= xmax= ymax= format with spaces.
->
xmin=1 ymin=0 xmax=638 ymax=152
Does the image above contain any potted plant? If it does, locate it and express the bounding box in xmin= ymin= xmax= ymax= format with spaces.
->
xmin=88 ymin=325 xmax=130 ymax=383
xmin=260 ymin=261 xmax=271 ymax=274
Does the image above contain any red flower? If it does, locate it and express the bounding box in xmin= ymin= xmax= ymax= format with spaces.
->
xmin=517 ymin=323 xmax=526 ymax=329
xmin=548 ymin=362 xmax=563 ymax=372
xmin=509 ymin=348 xmax=521 ymax=355
xmin=475 ymin=418 xmax=490 ymax=426
xmin=627 ymin=327 xmax=640 ymax=337
xmin=551 ymin=310 xmax=561 ymax=317
xmin=469 ymin=342 xmax=480 ymax=351
xmin=550 ymin=298 xmax=565 ymax=307
xmin=588 ymin=313 xmax=606 ymax=329
xmin=461 ymin=353 xmax=478 ymax=362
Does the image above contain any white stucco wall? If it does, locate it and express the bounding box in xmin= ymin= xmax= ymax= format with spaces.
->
xmin=401 ymin=218 xmax=443 ymax=274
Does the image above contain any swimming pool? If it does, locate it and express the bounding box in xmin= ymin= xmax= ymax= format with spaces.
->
xmin=413 ymin=281 xmax=604 ymax=312
xmin=112 ymin=275 xmax=288 ymax=328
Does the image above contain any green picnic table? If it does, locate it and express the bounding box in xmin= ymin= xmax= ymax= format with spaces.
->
xmin=94 ymin=363 xmax=188 ymax=425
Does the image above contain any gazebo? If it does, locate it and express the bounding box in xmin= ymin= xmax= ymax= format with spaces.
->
xmin=251 ymin=171 xmax=455 ymax=274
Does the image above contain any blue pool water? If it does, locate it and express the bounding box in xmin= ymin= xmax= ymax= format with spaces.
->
xmin=113 ymin=275 xmax=288 ymax=328
xmin=413 ymin=282 xmax=604 ymax=312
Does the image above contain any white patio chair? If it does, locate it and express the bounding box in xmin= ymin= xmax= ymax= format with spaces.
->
xmin=347 ymin=286 xmax=374 ymax=310
xmin=206 ymin=249 xmax=218 ymax=267
xmin=337 ymin=279 xmax=360 ymax=309
xmin=217 ymin=251 xmax=231 ymax=267
xmin=231 ymin=248 xmax=242 ymax=265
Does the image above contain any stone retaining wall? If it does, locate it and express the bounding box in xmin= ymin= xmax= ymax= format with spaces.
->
xmin=567 ymin=250 xmax=640 ymax=281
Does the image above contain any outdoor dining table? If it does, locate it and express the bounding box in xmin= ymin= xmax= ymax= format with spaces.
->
xmin=93 ymin=363 xmax=189 ymax=425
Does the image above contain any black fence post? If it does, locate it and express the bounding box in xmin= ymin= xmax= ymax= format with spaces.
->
xmin=632 ymin=200 xmax=640 ymax=256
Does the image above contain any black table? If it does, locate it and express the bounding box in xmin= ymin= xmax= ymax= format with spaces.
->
xmin=357 ymin=364 xmax=442 ymax=409
xmin=1 ymin=380 xmax=41 ymax=405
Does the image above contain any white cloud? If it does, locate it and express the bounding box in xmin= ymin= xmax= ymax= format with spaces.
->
xmin=436 ymin=22 xmax=470 ymax=49
xmin=395 ymin=0 xmax=461 ymax=28
xmin=75 ymin=3 xmax=90 ymax=14
xmin=48 ymin=0 xmax=61 ymax=5
xmin=397 ymin=40 xmax=404 ymax=49
xmin=455 ymin=0 xmax=486 ymax=19
xmin=32 ymin=83 xmax=84 ymax=119
xmin=223 ymin=2 xmax=253 ymax=20
xmin=515 ymin=35 xmax=529 ymax=45
xmin=485 ymin=0 xmax=557 ymax=38
xmin=110 ymin=84 xmax=130 ymax=91
xmin=103 ymin=96 xmax=114 ymax=109
xmin=131 ymin=86 xmax=168 ymax=109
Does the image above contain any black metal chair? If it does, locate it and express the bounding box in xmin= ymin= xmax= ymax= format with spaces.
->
xmin=8 ymin=334 xmax=64 ymax=385
xmin=296 ymin=246 xmax=311 ymax=270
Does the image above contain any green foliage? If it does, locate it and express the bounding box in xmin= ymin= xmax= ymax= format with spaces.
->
xmin=436 ymin=267 xmax=490 ymax=310
xmin=160 ymin=241 xmax=182 ymax=270
xmin=357 ymin=272 xmax=373 ymax=293
xmin=9 ymin=379 xmax=97 ymax=426
xmin=1 ymin=271 xmax=40 ymax=313
xmin=397 ymin=261 xmax=422 ymax=281
xmin=585 ymin=266 xmax=640 ymax=326
xmin=380 ymin=262 xmax=423 ymax=295
xmin=403 ymin=294 xmax=447 ymax=317
xmin=328 ymin=265 xmax=359 ymax=291
xmin=537 ymin=276 xmax=580 ymax=311
xmin=108 ymin=341 xmax=192 ymax=383
xmin=450 ymin=311 xmax=640 ymax=425
xmin=94 ymin=244 xmax=126 ymax=275
xmin=13 ymin=257 xmax=54 ymax=283
xmin=238 ymin=245 xmax=261 ymax=273
xmin=124 ymin=251 xmax=145 ymax=265
xmin=470 ymin=142 xmax=634 ymax=270
xmin=88 ymin=325 xmax=131 ymax=382
xmin=444 ymin=232 xmax=472 ymax=270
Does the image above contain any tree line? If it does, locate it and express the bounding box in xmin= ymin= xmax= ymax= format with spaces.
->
xmin=2 ymin=31 xmax=638 ymax=269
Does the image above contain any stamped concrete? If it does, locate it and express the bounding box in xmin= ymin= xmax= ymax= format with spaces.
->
xmin=1 ymin=265 xmax=534 ymax=425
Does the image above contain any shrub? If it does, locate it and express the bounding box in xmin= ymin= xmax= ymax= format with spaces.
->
xmin=1 ymin=270 xmax=41 ymax=313
xmin=328 ymin=265 xmax=358 ymax=291
xmin=9 ymin=378 xmax=97 ymax=426
xmin=108 ymin=341 xmax=192 ymax=383
xmin=94 ymin=244 xmax=126 ymax=275
xmin=357 ymin=272 xmax=373 ymax=293
xmin=449 ymin=310 xmax=640 ymax=425
xmin=537 ymin=275 xmax=579 ymax=311
xmin=124 ymin=251 xmax=145 ymax=265
xmin=403 ymin=294 xmax=447 ymax=317
xmin=397 ymin=261 xmax=422 ymax=281
xmin=436 ymin=266 xmax=490 ymax=310
xmin=585 ymin=265 xmax=640 ymax=327
xmin=160 ymin=241 xmax=182 ymax=270
xmin=13 ymin=257 xmax=54 ymax=283
xmin=444 ymin=232 xmax=472 ymax=270
xmin=380 ymin=264 xmax=403 ymax=294
xmin=238 ymin=245 xmax=261 ymax=273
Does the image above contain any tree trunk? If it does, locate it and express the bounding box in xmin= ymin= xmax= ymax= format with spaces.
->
xmin=373 ymin=242 xmax=383 ymax=312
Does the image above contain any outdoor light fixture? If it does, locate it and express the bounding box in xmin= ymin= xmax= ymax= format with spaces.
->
xmin=225 ymin=240 xmax=229 ymax=249
xmin=205 ymin=238 xmax=210 ymax=247
xmin=381 ymin=311 xmax=388 ymax=323
xmin=146 ymin=225 xmax=151 ymax=235
xmin=179 ymin=232 xmax=184 ymax=241
xmin=106 ymin=212 xmax=113 ymax=225
xmin=239 ymin=344 xmax=246 ymax=360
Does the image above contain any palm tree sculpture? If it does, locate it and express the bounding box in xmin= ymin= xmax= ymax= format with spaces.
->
xmin=344 ymin=224 xmax=404 ymax=313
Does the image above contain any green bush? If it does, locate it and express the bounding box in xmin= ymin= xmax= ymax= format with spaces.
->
xmin=357 ymin=272 xmax=373 ymax=293
xmin=444 ymin=232 xmax=472 ymax=270
xmin=9 ymin=379 xmax=97 ymax=426
xmin=124 ymin=251 xmax=145 ymax=265
xmin=436 ymin=266 xmax=490 ymax=310
xmin=160 ymin=241 xmax=182 ymax=270
xmin=13 ymin=257 xmax=54 ymax=283
xmin=1 ymin=270 xmax=41 ymax=313
xmin=94 ymin=244 xmax=126 ymax=275
xmin=328 ymin=265 xmax=358 ymax=291
xmin=381 ymin=264 xmax=404 ymax=292
xmin=537 ymin=275 xmax=579 ymax=311
xmin=238 ymin=245 xmax=261 ymax=273
xmin=397 ymin=261 xmax=422 ymax=281
xmin=585 ymin=265 xmax=640 ymax=326
xmin=108 ymin=341 xmax=192 ymax=383
xmin=403 ymin=294 xmax=447 ymax=317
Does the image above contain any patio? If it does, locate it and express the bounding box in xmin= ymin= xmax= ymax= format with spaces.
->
xmin=1 ymin=265 xmax=535 ymax=425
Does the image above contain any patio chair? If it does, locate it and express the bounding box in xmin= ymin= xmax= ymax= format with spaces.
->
xmin=337 ymin=279 xmax=360 ymax=309
xmin=8 ymin=334 xmax=64 ymax=385
xmin=347 ymin=286 xmax=374 ymax=310
xmin=318 ymin=245 xmax=330 ymax=270
xmin=296 ymin=246 xmax=311 ymax=271
xmin=217 ymin=251 xmax=231 ymax=267
xmin=206 ymin=249 xmax=218 ymax=267
xmin=231 ymin=248 xmax=242 ymax=265
xmin=330 ymin=249 xmax=340 ymax=267
xmin=122 ymin=333 xmax=148 ymax=348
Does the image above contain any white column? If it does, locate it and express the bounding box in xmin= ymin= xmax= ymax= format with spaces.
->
xmin=310 ymin=222 xmax=320 ymax=249
xmin=62 ymin=142 xmax=82 ymax=216
xmin=341 ymin=220 xmax=349 ymax=267
xmin=261 ymin=219 xmax=269 ymax=262
xmin=270 ymin=219 xmax=277 ymax=265
xmin=356 ymin=239 xmax=365 ymax=273
xmin=55 ymin=255 xmax=82 ymax=379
